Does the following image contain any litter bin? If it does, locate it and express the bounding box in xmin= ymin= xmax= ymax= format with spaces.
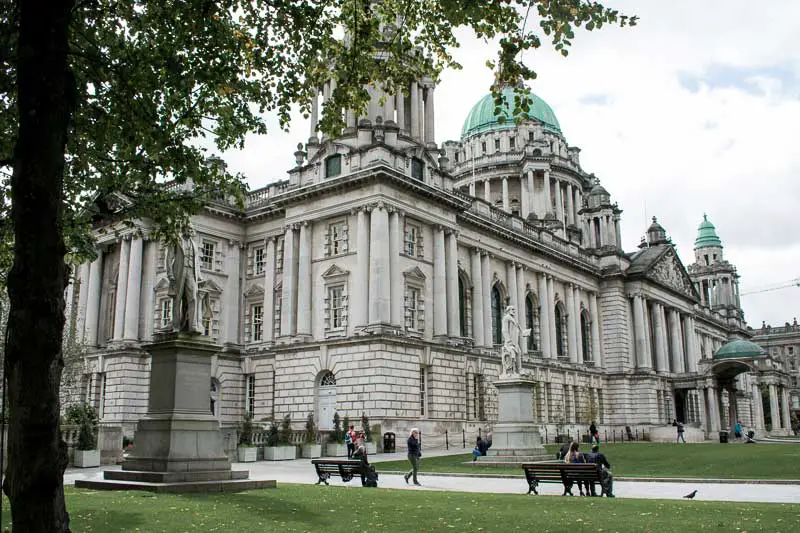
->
xmin=383 ymin=432 xmax=396 ymax=453
xmin=719 ymin=430 xmax=729 ymax=443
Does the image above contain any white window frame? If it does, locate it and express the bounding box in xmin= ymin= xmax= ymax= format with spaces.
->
xmin=403 ymin=267 xmax=426 ymax=335
xmin=329 ymin=285 xmax=345 ymax=330
xmin=251 ymin=303 xmax=264 ymax=342
xmin=200 ymin=240 xmax=216 ymax=271
xmin=245 ymin=374 xmax=256 ymax=417
xmin=325 ymin=220 xmax=349 ymax=257
xmin=254 ymin=246 xmax=265 ymax=275
xmin=160 ymin=297 xmax=172 ymax=329
xmin=403 ymin=222 xmax=424 ymax=258
xmin=321 ymin=265 xmax=349 ymax=337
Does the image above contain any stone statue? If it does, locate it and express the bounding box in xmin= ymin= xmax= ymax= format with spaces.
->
xmin=166 ymin=230 xmax=202 ymax=332
xmin=501 ymin=305 xmax=530 ymax=376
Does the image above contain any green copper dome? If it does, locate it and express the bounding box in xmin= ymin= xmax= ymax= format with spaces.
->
xmin=713 ymin=339 xmax=766 ymax=360
xmin=460 ymin=86 xmax=562 ymax=140
xmin=694 ymin=214 xmax=723 ymax=249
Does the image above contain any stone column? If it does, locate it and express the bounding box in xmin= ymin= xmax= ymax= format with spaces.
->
xmin=682 ymin=315 xmax=694 ymax=372
xmin=520 ymin=174 xmax=530 ymax=219
xmin=752 ymin=383 xmax=765 ymax=431
xmin=516 ymin=265 xmax=526 ymax=352
xmin=527 ymin=170 xmax=536 ymax=217
xmin=410 ymin=81 xmax=420 ymax=139
xmin=768 ymin=383 xmax=780 ymax=433
xmin=481 ymin=252 xmax=493 ymax=345
xmin=390 ymin=210 xmax=403 ymax=327
xmin=614 ymin=215 xmax=622 ymax=248
xmin=225 ymin=241 xmax=242 ymax=344
xmin=599 ymin=216 xmax=608 ymax=247
xmin=483 ymin=179 xmax=491 ymax=203
xmin=547 ymin=276 xmax=557 ymax=358
xmin=354 ymin=208 xmax=370 ymax=328
xmin=424 ymin=85 xmax=435 ymax=144
xmin=433 ymin=226 xmax=447 ymax=337
xmin=502 ymin=177 xmax=509 ymax=212
xmin=572 ymin=285 xmax=582 ymax=360
xmin=697 ymin=387 xmax=708 ymax=435
xmin=123 ymin=237 xmax=143 ymax=340
xmin=669 ymin=309 xmax=685 ymax=373
xmin=709 ymin=386 xmax=721 ymax=432
xmin=418 ymin=84 xmax=425 ymax=142
xmin=113 ymin=238 xmax=131 ymax=340
xmin=263 ymin=238 xmax=276 ymax=343
xmin=471 ymin=248 xmax=485 ymax=347
xmin=446 ymin=230 xmax=460 ymax=337
xmin=566 ymin=284 xmax=578 ymax=363
xmin=565 ymin=183 xmax=574 ymax=226
xmin=75 ymin=262 xmax=90 ymax=342
xmin=543 ymin=170 xmax=552 ymax=215
xmin=538 ymin=273 xmax=551 ymax=358
xmin=633 ymin=294 xmax=649 ymax=369
xmin=369 ymin=204 xmax=390 ymax=325
xmin=780 ymin=386 xmax=791 ymax=431
xmin=309 ymin=89 xmax=319 ymax=139
xmin=396 ymin=86 xmax=406 ymax=131
xmin=296 ymin=222 xmax=312 ymax=336
xmin=84 ymin=252 xmax=104 ymax=346
xmin=554 ymin=179 xmax=564 ymax=226
xmin=575 ymin=188 xmax=582 ymax=216
xmin=589 ymin=291 xmax=602 ymax=367
xmin=652 ymin=303 xmax=668 ymax=372
xmin=280 ymin=225 xmax=297 ymax=336
xmin=506 ymin=261 xmax=518 ymax=316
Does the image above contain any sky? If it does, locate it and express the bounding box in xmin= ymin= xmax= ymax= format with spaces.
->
xmin=213 ymin=1 xmax=800 ymax=328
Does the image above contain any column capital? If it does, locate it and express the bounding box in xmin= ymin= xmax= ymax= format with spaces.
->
xmin=472 ymin=247 xmax=483 ymax=256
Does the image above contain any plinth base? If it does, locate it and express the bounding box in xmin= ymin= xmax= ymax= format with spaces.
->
xmin=488 ymin=376 xmax=547 ymax=461
xmin=75 ymin=476 xmax=275 ymax=494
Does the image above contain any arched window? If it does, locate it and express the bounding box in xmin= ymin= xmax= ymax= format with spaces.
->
xmin=491 ymin=285 xmax=503 ymax=345
xmin=458 ymin=277 xmax=468 ymax=337
xmin=580 ymin=311 xmax=591 ymax=362
xmin=554 ymin=304 xmax=565 ymax=358
xmin=526 ymin=295 xmax=538 ymax=351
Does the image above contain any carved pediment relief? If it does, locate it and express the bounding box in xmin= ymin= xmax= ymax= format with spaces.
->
xmin=244 ymin=283 xmax=264 ymax=298
xmin=646 ymin=248 xmax=698 ymax=299
xmin=321 ymin=264 xmax=350 ymax=280
xmin=198 ymin=278 xmax=223 ymax=294
xmin=154 ymin=277 xmax=171 ymax=292
xmin=403 ymin=266 xmax=426 ymax=282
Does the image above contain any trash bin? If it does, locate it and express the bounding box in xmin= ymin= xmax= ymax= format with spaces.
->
xmin=383 ymin=432 xmax=396 ymax=453
xmin=719 ymin=430 xmax=729 ymax=443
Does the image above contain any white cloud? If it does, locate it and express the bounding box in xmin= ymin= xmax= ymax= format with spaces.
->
xmin=217 ymin=0 xmax=800 ymax=325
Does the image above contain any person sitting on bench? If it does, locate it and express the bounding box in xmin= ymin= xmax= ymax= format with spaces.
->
xmin=585 ymin=444 xmax=615 ymax=497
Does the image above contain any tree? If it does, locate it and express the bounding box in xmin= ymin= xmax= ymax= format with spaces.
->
xmin=1 ymin=1 xmax=635 ymax=529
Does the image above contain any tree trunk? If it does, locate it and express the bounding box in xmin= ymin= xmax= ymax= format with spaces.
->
xmin=4 ymin=0 xmax=75 ymax=531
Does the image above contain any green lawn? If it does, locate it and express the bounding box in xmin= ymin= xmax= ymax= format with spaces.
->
xmin=375 ymin=443 xmax=800 ymax=479
xmin=3 ymin=485 xmax=799 ymax=532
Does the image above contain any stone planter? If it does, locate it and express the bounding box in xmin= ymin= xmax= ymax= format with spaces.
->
xmin=301 ymin=444 xmax=322 ymax=458
xmin=264 ymin=445 xmax=297 ymax=461
xmin=73 ymin=449 xmax=101 ymax=468
xmin=325 ymin=443 xmax=348 ymax=457
xmin=237 ymin=446 xmax=257 ymax=462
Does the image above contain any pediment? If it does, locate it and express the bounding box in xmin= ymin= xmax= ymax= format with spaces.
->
xmin=154 ymin=277 xmax=170 ymax=291
xmin=403 ymin=266 xmax=426 ymax=282
xmin=198 ymin=278 xmax=223 ymax=294
xmin=645 ymin=248 xmax=699 ymax=300
xmin=321 ymin=264 xmax=350 ymax=279
xmin=244 ymin=283 xmax=264 ymax=298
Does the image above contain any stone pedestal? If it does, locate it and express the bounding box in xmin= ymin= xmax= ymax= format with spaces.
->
xmin=483 ymin=376 xmax=549 ymax=463
xmin=76 ymin=334 xmax=275 ymax=493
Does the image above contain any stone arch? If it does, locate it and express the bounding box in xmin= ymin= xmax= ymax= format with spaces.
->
xmin=458 ymin=268 xmax=472 ymax=338
xmin=490 ymin=281 xmax=507 ymax=345
xmin=554 ymin=301 xmax=567 ymax=358
xmin=580 ymin=308 xmax=592 ymax=362
xmin=525 ymin=291 xmax=540 ymax=352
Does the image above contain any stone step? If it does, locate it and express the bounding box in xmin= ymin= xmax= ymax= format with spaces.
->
xmin=104 ymin=469 xmax=250 ymax=483
xmin=75 ymin=478 xmax=276 ymax=494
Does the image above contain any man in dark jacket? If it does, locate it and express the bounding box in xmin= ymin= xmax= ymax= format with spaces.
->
xmin=404 ymin=428 xmax=422 ymax=486
xmin=585 ymin=444 xmax=614 ymax=497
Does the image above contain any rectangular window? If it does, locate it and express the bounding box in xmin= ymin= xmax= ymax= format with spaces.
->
xmin=251 ymin=304 xmax=264 ymax=342
xmin=472 ymin=374 xmax=481 ymax=420
xmin=201 ymin=241 xmax=215 ymax=270
xmin=404 ymin=223 xmax=422 ymax=257
xmin=328 ymin=222 xmax=348 ymax=255
xmin=246 ymin=375 xmax=256 ymax=417
xmin=275 ymin=237 xmax=285 ymax=273
xmin=529 ymin=131 xmax=534 ymax=142
xmin=325 ymin=155 xmax=342 ymax=178
xmin=254 ymin=246 xmax=265 ymax=275
xmin=104 ymin=290 xmax=116 ymax=341
xmin=411 ymin=158 xmax=423 ymax=180
xmin=494 ymin=138 xmax=500 ymax=150
xmin=481 ymin=141 xmax=487 ymax=153
xmin=273 ymin=289 xmax=282 ymax=337
xmin=419 ymin=367 xmax=427 ymax=416
xmin=408 ymin=287 xmax=420 ymax=331
xmin=509 ymin=137 xmax=516 ymax=150
xmin=160 ymin=298 xmax=172 ymax=329
xmin=329 ymin=286 xmax=345 ymax=329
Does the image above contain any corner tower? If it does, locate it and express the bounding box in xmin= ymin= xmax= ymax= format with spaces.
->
xmin=687 ymin=215 xmax=743 ymax=320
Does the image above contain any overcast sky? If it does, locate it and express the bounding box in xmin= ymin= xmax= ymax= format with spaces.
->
xmin=214 ymin=1 xmax=800 ymax=329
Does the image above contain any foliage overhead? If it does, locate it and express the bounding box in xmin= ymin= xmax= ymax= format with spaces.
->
xmin=0 ymin=0 xmax=636 ymax=271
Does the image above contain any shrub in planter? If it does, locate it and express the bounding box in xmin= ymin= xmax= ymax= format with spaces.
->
xmin=65 ymin=403 xmax=100 ymax=467
xmin=326 ymin=412 xmax=347 ymax=456
xmin=237 ymin=413 xmax=257 ymax=462
xmin=265 ymin=414 xmax=296 ymax=460
xmin=301 ymin=412 xmax=321 ymax=458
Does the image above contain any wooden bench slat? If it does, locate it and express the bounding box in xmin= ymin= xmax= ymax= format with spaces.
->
xmin=521 ymin=463 xmax=601 ymax=495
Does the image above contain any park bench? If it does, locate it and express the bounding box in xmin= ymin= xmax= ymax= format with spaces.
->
xmin=311 ymin=459 xmax=367 ymax=486
xmin=521 ymin=462 xmax=601 ymax=495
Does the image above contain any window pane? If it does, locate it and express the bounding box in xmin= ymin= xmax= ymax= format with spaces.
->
xmin=325 ymin=155 xmax=342 ymax=177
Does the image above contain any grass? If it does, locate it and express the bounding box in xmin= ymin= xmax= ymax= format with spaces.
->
xmin=375 ymin=443 xmax=800 ymax=479
xmin=3 ymin=485 xmax=799 ymax=532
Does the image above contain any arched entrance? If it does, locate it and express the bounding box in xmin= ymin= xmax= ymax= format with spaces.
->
xmin=317 ymin=371 xmax=337 ymax=430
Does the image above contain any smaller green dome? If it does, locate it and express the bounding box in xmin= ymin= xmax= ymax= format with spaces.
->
xmin=714 ymin=339 xmax=766 ymax=360
xmin=694 ymin=214 xmax=722 ymax=249
xmin=460 ymin=86 xmax=562 ymax=140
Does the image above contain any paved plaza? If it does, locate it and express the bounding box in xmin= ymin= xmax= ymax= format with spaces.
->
xmin=64 ymin=448 xmax=800 ymax=504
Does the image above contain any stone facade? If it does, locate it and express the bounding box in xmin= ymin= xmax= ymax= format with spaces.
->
xmin=751 ymin=320 xmax=800 ymax=422
xmin=65 ymin=75 xmax=793 ymax=444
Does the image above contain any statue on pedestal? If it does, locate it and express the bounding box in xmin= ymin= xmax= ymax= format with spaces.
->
xmin=167 ymin=230 xmax=202 ymax=333
xmin=501 ymin=306 xmax=530 ymax=376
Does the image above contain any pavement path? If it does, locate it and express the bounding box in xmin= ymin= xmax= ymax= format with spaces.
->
xmin=64 ymin=450 xmax=800 ymax=504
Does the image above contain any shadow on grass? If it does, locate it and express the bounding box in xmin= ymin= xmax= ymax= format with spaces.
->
xmin=182 ymin=489 xmax=327 ymax=525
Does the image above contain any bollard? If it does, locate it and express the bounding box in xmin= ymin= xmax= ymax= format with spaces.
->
xmin=445 ymin=430 xmax=449 ymax=450
xmin=604 ymin=430 xmax=607 ymax=443
xmin=635 ymin=428 xmax=639 ymax=441
xmin=462 ymin=428 xmax=466 ymax=448
xmin=544 ymin=427 xmax=548 ymax=443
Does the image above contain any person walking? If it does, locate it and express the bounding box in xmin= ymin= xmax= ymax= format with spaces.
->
xmin=404 ymin=427 xmax=422 ymax=486
xmin=346 ymin=425 xmax=356 ymax=458
xmin=674 ymin=420 xmax=686 ymax=443
xmin=589 ymin=421 xmax=599 ymax=444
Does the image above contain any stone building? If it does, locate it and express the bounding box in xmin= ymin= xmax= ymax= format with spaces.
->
xmin=751 ymin=319 xmax=800 ymax=424
xmin=65 ymin=77 xmax=794 ymax=445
